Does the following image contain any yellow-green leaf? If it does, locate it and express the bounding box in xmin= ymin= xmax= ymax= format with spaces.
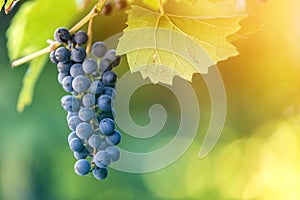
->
xmin=117 ymin=6 xmax=247 ymax=85
xmin=17 ymin=56 xmax=47 ymax=112
xmin=127 ymin=0 xmax=167 ymax=11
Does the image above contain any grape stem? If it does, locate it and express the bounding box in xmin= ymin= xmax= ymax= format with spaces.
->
xmin=158 ymin=0 xmax=165 ymax=15
xmin=11 ymin=0 xmax=108 ymax=68
xmin=86 ymin=18 xmax=94 ymax=54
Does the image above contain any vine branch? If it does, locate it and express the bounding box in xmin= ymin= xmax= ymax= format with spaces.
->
xmin=12 ymin=0 xmax=107 ymax=68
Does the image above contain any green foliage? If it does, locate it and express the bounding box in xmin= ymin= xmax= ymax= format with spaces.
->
xmin=117 ymin=6 xmax=246 ymax=84
xmin=5 ymin=0 xmax=251 ymax=110
xmin=7 ymin=0 xmax=78 ymax=111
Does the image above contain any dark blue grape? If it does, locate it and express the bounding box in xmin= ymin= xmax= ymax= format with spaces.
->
xmin=94 ymin=151 xmax=111 ymax=167
xmin=103 ymin=86 xmax=116 ymax=99
xmin=92 ymin=42 xmax=107 ymax=58
xmin=68 ymin=115 xmax=81 ymax=131
xmin=57 ymin=62 xmax=72 ymax=74
xmin=82 ymin=94 xmax=96 ymax=107
xmin=102 ymin=71 xmax=117 ymax=86
xmin=72 ymin=46 xmax=86 ymax=63
xmin=93 ymin=167 xmax=108 ymax=180
xmin=103 ymin=49 xmax=121 ymax=67
xmin=58 ymin=72 xmax=68 ymax=85
xmin=72 ymin=75 xmax=90 ymax=93
xmin=106 ymin=130 xmax=121 ymax=145
xmin=89 ymin=81 xmax=104 ymax=95
xmin=74 ymin=148 xmax=90 ymax=160
xmin=69 ymin=138 xmax=84 ymax=152
xmin=54 ymin=28 xmax=70 ymax=43
xmin=70 ymin=63 xmax=84 ymax=77
xmin=88 ymin=134 xmax=102 ymax=148
xmin=78 ymin=107 xmax=94 ymax=122
xmin=50 ymin=50 xmax=58 ymax=64
xmin=68 ymin=131 xmax=78 ymax=143
xmin=61 ymin=95 xmax=80 ymax=112
xmin=97 ymin=95 xmax=113 ymax=112
xmin=99 ymin=58 xmax=112 ymax=73
xmin=82 ymin=58 xmax=98 ymax=74
xmin=105 ymin=146 xmax=120 ymax=162
xmin=76 ymin=122 xmax=93 ymax=140
xmin=99 ymin=118 xmax=115 ymax=136
xmin=74 ymin=159 xmax=91 ymax=176
xmin=62 ymin=76 xmax=74 ymax=92
xmin=74 ymin=30 xmax=88 ymax=45
xmin=55 ymin=47 xmax=71 ymax=63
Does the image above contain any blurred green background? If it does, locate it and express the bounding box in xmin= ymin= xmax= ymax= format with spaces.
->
xmin=1 ymin=0 xmax=300 ymax=200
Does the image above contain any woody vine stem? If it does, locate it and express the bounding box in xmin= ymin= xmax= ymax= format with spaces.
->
xmin=11 ymin=0 xmax=108 ymax=68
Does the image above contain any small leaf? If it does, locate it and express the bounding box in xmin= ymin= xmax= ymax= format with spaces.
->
xmin=117 ymin=6 xmax=247 ymax=85
xmin=17 ymin=56 xmax=47 ymax=112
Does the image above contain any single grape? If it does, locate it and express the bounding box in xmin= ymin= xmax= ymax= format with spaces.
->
xmin=72 ymin=75 xmax=90 ymax=93
xmin=82 ymin=94 xmax=96 ymax=107
xmin=57 ymin=61 xmax=72 ymax=74
xmin=103 ymin=86 xmax=116 ymax=99
xmin=68 ymin=131 xmax=78 ymax=143
xmin=76 ymin=122 xmax=93 ymax=140
xmin=74 ymin=30 xmax=88 ymax=45
xmin=74 ymin=148 xmax=90 ymax=160
xmin=54 ymin=28 xmax=70 ymax=43
xmin=91 ymin=42 xmax=107 ymax=58
xmin=69 ymin=138 xmax=84 ymax=152
xmin=88 ymin=134 xmax=102 ymax=148
xmin=78 ymin=107 xmax=94 ymax=122
xmin=103 ymin=49 xmax=121 ymax=67
xmin=50 ymin=50 xmax=58 ymax=64
xmin=99 ymin=58 xmax=112 ymax=73
xmin=71 ymin=46 xmax=86 ymax=63
xmin=102 ymin=71 xmax=117 ymax=86
xmin=61 ymin=95 xmax=80 ymax=112
xmin=55 ymin=47 xmax=71 ymax=63
xmin=101 ymin=2 xmax=112 ymax=15
xmin=89 ymin=80 xmax=104 ymax=95
xmin=82 ymin=58 xmax=98 ymax=74
xmin=58 ymin=72 xmax=68 ymax=85
xmin=74 ymin=159 xmax=91 ymax=176
xmin=93 ymin=167 xmax=108 ymax=180
xmin=99 ymin=118 xmax=115 ymax=135
xmin=97 ymin=95 xmax=113 ymax=112
xmin=115 ymin=0 xmax=127 ymax=10
xmin=62 ymin=76 xmax=74 ymax=92
xmin=68 ymin=115 xmax=81 ymax=131
xmin=70 ymin=63 xmax=84 ymax=77
xmin=106 ymin=130 xmax=121 ymax=145
xmin=94 ymin=151 xmax=111 ymax=167
xmin=105 ymin=146 xmax=120 ymax=162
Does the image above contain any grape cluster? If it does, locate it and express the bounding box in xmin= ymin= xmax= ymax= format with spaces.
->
xmin=50 ymin=28 xmax=121 ymax=180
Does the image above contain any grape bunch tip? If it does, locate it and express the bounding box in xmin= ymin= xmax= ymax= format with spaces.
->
xmin=50 ymin=27 xmax=122 ymax=181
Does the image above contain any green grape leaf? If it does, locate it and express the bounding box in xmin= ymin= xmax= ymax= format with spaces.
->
xmin=7 ymin=0 xmax=78 ymax=111
xmin=117 ymin=6 xmax=247 ymax=85
xmin=17 ymin=56 xmax=47 ymax=112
